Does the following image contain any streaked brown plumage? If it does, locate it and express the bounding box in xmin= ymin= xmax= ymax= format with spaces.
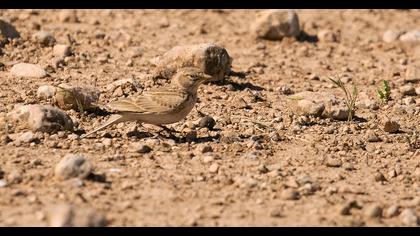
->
xmin=81 ymin=67 xmax=212 ymax=138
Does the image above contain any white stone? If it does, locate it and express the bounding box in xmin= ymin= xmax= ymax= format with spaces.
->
xmin=37 ymin=85 xmax=57 ymax=100
xmin=10 ymin=63 xmax=47 ymax=78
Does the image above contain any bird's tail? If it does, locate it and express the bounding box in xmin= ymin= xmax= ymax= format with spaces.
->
xmin=80 ymin=114 xmax=126 ymax=138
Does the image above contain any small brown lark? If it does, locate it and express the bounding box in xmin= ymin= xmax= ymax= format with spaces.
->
xmin=81 ymin=67 xmax=212 ymax=138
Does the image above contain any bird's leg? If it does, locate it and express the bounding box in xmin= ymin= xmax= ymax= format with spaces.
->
xmin=156 ymin=125 xmax=180 ymax=134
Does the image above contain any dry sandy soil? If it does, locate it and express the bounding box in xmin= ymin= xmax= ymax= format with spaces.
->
xmin=0 ymin=9 xmax=419 ymax=226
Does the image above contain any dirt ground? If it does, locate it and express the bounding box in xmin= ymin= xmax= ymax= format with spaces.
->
xmin=0 ymin=9 xmax=419 ymax=226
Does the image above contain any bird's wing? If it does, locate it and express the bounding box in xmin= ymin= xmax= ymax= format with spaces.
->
xmin=107 ymin=89 xmax=189 ymax=114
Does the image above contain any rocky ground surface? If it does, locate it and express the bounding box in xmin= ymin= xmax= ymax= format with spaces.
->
xmin=0 ymin=9 xmax=419 ymax=226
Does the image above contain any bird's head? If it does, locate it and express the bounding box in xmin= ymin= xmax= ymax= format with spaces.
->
xmin=172 ymin=67 xmax=213 ymax=91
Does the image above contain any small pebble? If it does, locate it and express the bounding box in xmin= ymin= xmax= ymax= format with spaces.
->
xmin=383 ymin=120 xmax=400 ymax=133
xmin=317 ymin=29 xmax=338 ymax=42
xmin=374 ymin=172 xmax=386 ymax=182
xmin=326 ymin=158 xmax=342 ymax=167
xmin=135 ymin=144 xmax=152 ymax=154
xmin=365 ymin=204 xmax=382 ymax=218
xmin=339 ymin=200 xmax=358 ymax=215
xmin=384 ymin=205 xmax=399 ymax=218
xmin=0 ymin=180 xmax=7 ymax=188
xmin=270 ymin=209 xmax=283 ymax=218
xmin=405 ymin=65 xmax=420 ymax=82
xmin=209 ymin=163 xmax=219 ymax=173
xmin=296 ymin=174 xmax=311 ymax=186
xmin=203 ymin=155 xmax=214 ymax=163
xmin=32 ymin=31 xmax=56 ymax=46
xmin=382 ymin=30 xmax=401 ymax=43
xmin=399 ymin=84 xmax=416 ymax=96
xmin=280 ymin=189 xmax=299 ymax=200
xmin=17 ymin=131 xmax=35 ymax=143
xmin=37 ymin=85 xmax=57 ymax=100
xmin=53 ymin=44 xmax=71 ymax=58
xmin=198 ymin=116 xmax=216 ymax=130
xmin=6 ymin=170 xmax=23 ymax=184
xmin=399 ymin=209 xmax=418 ymax=226
xmin=102 ymin=138 xmax=112 ymax=148
xmin=343 ymin=162 xmax=355 ymax=171
xmin=366 ymin=131 xmax=381 ymax=142
xmin=399 ymin=31 xmax=420 ymax=42
xmin=54 ymin=154 xmax=92 ymax=180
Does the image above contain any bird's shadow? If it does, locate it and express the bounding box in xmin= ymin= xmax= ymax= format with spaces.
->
xmin=213 ymin=78 xmax=265 ymax=91
xmin=176 ymin=133 xmax=221 ymax=144
xmin=125 ymin=128 xmax=220 ymax=144
xmin=297 ymin=31 xmax=319 ymax=43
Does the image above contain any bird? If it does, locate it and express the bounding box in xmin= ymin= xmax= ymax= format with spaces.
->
xmin=81 ymin=67 xmax=213 ymax=138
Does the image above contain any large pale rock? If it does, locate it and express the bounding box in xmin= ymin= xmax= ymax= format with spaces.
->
xmin=6 ymin=104 xmax=73 ymax=133
xmin=10 ymin=63 xmax=47 ymax=78
xmin=150 ymin=43 xmax=232 ymax=82
xmin=289 ymin=91 xmax=352 ymax=120
xmin=251 ymin=10 xmax=300 ymax=40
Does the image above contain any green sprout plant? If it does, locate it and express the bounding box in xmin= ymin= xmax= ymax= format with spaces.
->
xmin=377 ymin=80 xmax=391 ymax=104
xmin=329 ymin=76 xmax=358 ymax=122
